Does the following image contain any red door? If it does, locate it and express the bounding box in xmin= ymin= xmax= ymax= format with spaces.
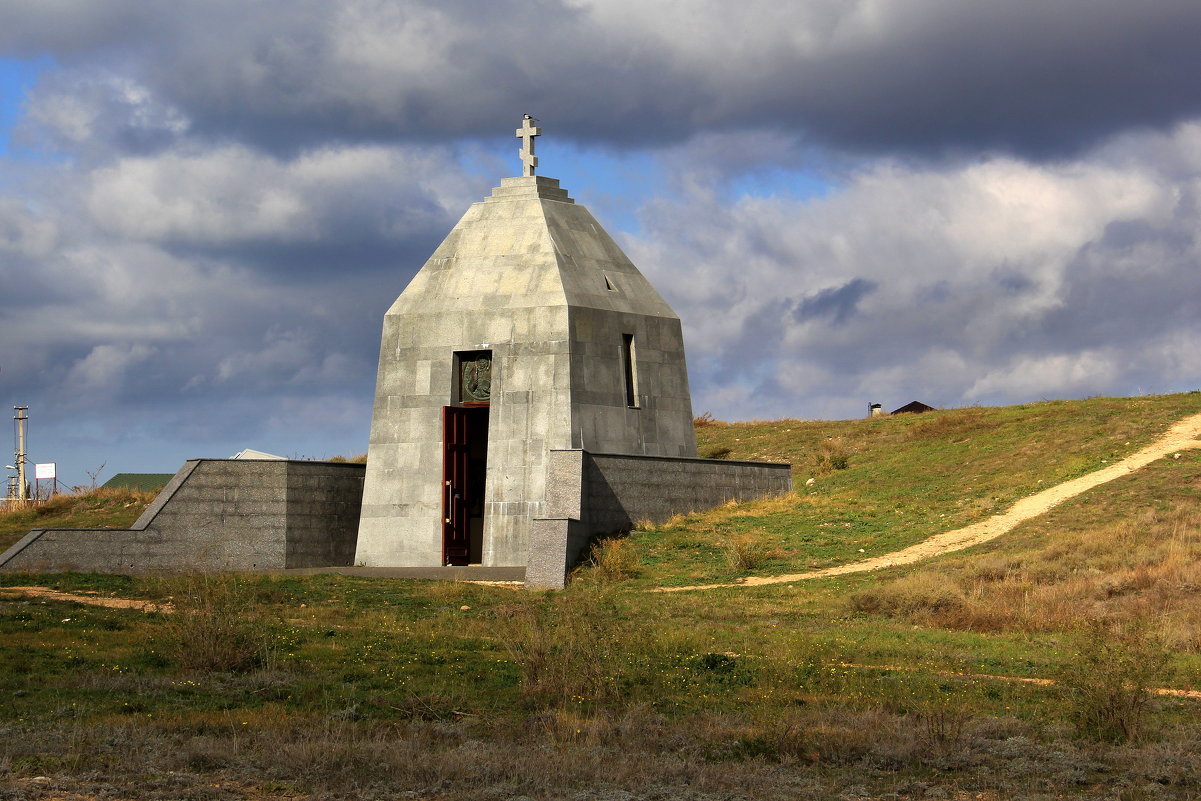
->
xmin=442 ymin=406 xmax=471 ymax=565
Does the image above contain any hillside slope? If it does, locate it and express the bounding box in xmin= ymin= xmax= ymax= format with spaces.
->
xmin=4 ymin=393 xmax=1201 ymax=800
xmin=626 ymin=393 xmax=1201 ymax=587
xmin=0 ymin=488 xmax=158 ymax=551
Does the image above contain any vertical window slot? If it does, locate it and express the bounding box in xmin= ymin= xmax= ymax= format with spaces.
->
xmin=622 ymin=333 xmax=638 ymax=408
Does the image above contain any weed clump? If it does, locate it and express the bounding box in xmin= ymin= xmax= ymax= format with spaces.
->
xmin=578 ymin=536 xmax=639 ymax=583
xmin=1055 ymin=621 xmax=1169 ymax=743
xmin=848 ymin=572 xmax=967 ymax=617
xmin=811 ymin=441 xmax=851 ymax=475
xmin=155 ymin=574 xmax=278 ymax=673
xmin=723 ymin=534 xmax=771 ymax=572
xmin=495 ymin=588 xmax=677 ymax=708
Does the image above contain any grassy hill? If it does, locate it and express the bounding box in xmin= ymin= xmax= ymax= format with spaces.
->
xmin=634 ymin=393 xmax=1201 ymax=587
xmin=0 ymin=487 xmax=159 ymax=551
xmin=2 ymin=392 xmax=1201 ymax=800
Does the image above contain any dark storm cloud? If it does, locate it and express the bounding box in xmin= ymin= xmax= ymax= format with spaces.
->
xmin=783 ymin=1 xmax=1201 ymax=158
xmin=793 ymin=279 xmax=877 ymax=325
xmin=6 ymin=1 xmax=1201 ymax=160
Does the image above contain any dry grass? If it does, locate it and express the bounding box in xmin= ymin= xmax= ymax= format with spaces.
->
xmin=811 ymin=439 xmax=852 ymax=475
xmin=723 ymin=533 xmax=772 ymax=572
xmin=576 ymin=536 xmax=640 ymax=583
xmin=904 ymin=407 xmax=995 ymax=440
xmin=844 ymin=459 xmax=1201 ymax=650
xmin=0 ymin=487 xmax=159 ymax=550
xmin=8 ymin=701 xmax=1201 ymax=800
xmin=1055 ymin=621 xmax=1170 ymax=743
xmin=0 ymin=487 xmax=156 ymax=521
xmin=849 ymin=571 xmax=967 ymax=617
xmin=494 ymin=588 xmax=648 ymax=707
xmin=154 ymin=574 xmax=279 ymax=672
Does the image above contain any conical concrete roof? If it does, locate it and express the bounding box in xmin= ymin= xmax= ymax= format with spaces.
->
xmin=391 ymin=176 xmax=678 ymax=320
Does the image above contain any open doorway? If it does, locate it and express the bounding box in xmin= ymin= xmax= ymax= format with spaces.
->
xmin=443 ymin=351 xmax=491 ymax=566
xmin=442 ymin=405 xmax=489 ymax=565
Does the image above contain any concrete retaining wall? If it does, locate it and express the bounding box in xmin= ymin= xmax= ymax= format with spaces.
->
xmin=528 ymin=449 xmax=791 ymax=588
xmin=0 ymin=459 xmax=364 ymax=574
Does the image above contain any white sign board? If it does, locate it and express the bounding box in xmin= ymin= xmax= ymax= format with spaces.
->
xmin=34 ymin=462 xmax=55 ymax=480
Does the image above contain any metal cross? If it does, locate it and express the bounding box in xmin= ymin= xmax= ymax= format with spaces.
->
xmin=516 ymin=115 xmax=541 ymax=177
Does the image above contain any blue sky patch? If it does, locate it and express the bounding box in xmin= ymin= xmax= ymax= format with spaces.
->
xmin=0 ymin=55 xmax=55 ymax=156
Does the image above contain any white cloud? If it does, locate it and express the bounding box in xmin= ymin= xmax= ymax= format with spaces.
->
xmin=628 ymin=122 xmax=1201 ymax=418
xmin=216 ymin=328 xmax=363 ymax=387
xmin=0 ymin=198 xmax=58 ymax=256
xmin=64 ymin=343 xmax=157 ymax=394
xmin=965 ymin=350 xmax=1120 ymax=401
xmin=85 ymin=143 xmax=477 ymax=245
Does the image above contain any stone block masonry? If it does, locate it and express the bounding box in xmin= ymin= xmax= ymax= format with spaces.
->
xmin=356 ymin=173 xmax=699 ymax=570
xmin=527 ymin=450 xmax=792 ymax=589
xmin=0 ymin=460 xmax=364 ymax=574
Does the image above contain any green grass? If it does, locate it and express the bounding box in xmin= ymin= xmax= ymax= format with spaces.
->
xmin=626 ymin=394 xmax=1201 ymax=586
xmin=3 ymin=392 xmax=1201 ymax=798
xmin=0 ymin=487 xmax=158 ymax=551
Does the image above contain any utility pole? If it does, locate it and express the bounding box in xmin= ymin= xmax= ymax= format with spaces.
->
xmin=14 ymin=406 xmax=28 ymax=503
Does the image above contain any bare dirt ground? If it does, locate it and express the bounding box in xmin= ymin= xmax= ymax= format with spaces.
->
xmin=0 ymin=585 xmax=170 ymax=612
xmin=660 ymin=410 xmax=1201 ymax=593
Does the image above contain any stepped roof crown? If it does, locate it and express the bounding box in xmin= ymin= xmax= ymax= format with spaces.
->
xmin=389 ymin=118 xmax=676 ymax=320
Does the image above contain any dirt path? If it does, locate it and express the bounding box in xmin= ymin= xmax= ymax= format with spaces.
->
xmin=0 ymin=585 xmax=170 ymax=612
xmin=658 ymin=410 xmax=1201 ymax=593
xmin=833 ymin=661 xmax=1201 ymax=700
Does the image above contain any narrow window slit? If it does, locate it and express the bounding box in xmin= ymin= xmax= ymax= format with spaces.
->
xmin=622 ymin=333 xmax=638 ymax=408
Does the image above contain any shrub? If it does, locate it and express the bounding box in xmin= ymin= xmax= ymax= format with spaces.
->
xmin=811 ymin=442 xmax=851 ymax=475
xmin=1055 ymin=621 xmax=1169 ymax=743
xmin=495 ymin=588 xmax=670 ymax=708
xmin=700 ymin=446 xmax=733 ymax=459
xmin=723 ymin=534 xmax=770 ymax=572
xmin=848 ymin=572 xmax=967 ymax=618
xmin=580 ymin=536 xmax=639 ymax=583
xmin=156 ymin=574 xmax=277 ymax=672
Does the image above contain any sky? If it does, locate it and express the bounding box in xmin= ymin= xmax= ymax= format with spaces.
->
xmin=1 ymin=0 xmax=1200 ymax=488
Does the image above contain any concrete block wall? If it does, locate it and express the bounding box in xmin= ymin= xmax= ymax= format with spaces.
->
xmin=0 ymin=459 xmax=364 ymax=574
xmin=527 ymin=449 xmax=792 ymax=588
xmin=284 ymin=463 xmax=364 ymax=568
xmin=583 ymin=452 xmax=793 ymax=533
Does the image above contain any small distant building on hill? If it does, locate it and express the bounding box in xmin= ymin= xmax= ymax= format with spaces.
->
xmin=892 ymin=401 xmax=937 ymax=415
xmin=100 ymin=473 xmax=175 ymax=492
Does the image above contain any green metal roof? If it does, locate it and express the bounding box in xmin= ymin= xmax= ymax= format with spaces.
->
xmin=100 ymin=473 xmax=174 ymax=491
